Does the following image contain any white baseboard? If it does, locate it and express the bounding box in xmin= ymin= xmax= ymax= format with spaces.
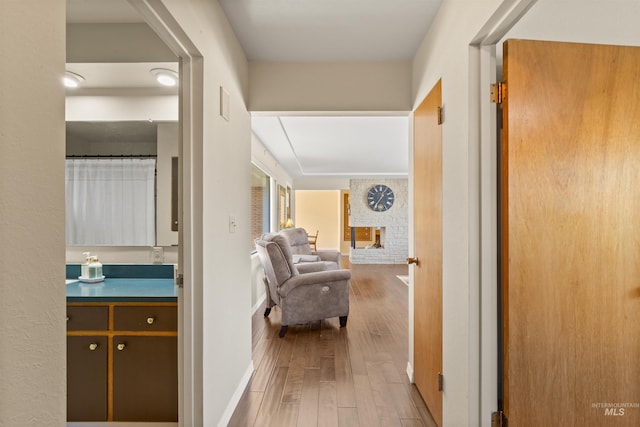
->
xmin=251 ymin=293 xmax=266 ymax=315
xmin=217 ymin=360 xmax=255 ymax=427
xmin=406 ymin=361 xmax=415 ymax=383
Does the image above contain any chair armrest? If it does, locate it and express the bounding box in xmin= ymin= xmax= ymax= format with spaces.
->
xmin=296 ymin=262 xmax=331 ymax=274
xmin=279 ymin=269 xmax=350 ymax=296
xmin=315 ymin=250 xmax=341 ymax=265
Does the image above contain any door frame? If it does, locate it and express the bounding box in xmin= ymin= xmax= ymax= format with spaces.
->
xmin=468 ymin=0 xmax=537 ymax=425
xmin=128 ymin=1 xmax=204 ymax=425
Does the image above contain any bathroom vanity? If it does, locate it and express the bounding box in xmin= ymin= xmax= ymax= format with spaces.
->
xmin=66 ymin=265 xmax=178 ymax=422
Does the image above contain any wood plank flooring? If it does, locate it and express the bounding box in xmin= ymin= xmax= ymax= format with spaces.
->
xmin=229 ymin=259 xmax=437 ymax=427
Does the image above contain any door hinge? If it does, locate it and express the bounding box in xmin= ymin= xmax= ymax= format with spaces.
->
xmin=437 ymin=106 xmax=444 ymax=125
xmin=176 ymin=273 xmax=184 ymax=288
xmin=437 ymin=372 xmax=444 ymax=392
xmin=490 ymin=82 xmax=506 ymax=104
xmin=491 ymin=411 xmax=506 ymax=427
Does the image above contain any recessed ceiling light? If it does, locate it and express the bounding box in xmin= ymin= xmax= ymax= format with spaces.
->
xmin=150 ymin=68 xmax=179 ymax=87
xmin=64 ymin=71 xmax=85 ymax=88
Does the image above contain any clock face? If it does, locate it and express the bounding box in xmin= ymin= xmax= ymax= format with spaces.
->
xmin=367 ymin=185 xmax=395 ymax=212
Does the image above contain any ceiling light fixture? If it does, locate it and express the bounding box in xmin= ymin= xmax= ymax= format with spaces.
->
xmin=150 ymin=68 xmax=179 ymax=87
xmin=64 ymin=71 xmax=85 ymax=88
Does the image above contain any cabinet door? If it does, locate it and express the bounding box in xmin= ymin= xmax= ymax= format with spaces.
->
xmin=112 ymin=336 xmax=178 ymax=421
xmin=67 ymin=336 xmax=108 ymax=421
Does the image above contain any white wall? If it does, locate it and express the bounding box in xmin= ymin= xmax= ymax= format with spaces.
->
xmin=67 ymin=23 xmax=177 ymax=63
xmin=159 ymin=1 xmax=253 ymax=425
xmin=250 ymin=61 xmax=412 ymax=112
xmin=0 ymin=0 xmax=66 ymax=425
xmin=66 ymin=95 xmax=178 ymax=121
xmin=66 ymin=245 xmax=179 ymax=265
xmin=503 ymin=0 xmax=640 ymax=46
xmin=294 ymin=177 xmax=350 ymax=191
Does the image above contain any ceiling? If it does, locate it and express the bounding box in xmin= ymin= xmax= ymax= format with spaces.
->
xmin=66 ymin=0 xmax=444 ymax=181
xmin=252 ymin=115 xmax=409 ymax=177
xmin=65 ymin=62 xmax=178 ymax=95
xmin=218 ymin=0 xmax=442 ymax=62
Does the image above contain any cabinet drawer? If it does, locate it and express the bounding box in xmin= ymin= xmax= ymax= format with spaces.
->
xmin=114 ymin=306 xmax=177 ymax=331
xmin=67 ymin=306 xmax=109 ymax=331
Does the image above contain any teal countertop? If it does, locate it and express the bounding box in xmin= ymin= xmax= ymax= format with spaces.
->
xmin=66 ymin=278 xmax=178 ymax=302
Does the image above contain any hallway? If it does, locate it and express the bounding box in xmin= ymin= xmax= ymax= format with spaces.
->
xmin=229 ymin=260 xmax=437 ymax=426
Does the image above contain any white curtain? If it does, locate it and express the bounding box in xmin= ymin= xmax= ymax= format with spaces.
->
xmin=66 ymin=158 xmax=156 ymax=246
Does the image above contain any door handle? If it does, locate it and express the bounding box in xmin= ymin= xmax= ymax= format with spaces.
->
xmin=407 ymin=257 xmax=419 ymax=266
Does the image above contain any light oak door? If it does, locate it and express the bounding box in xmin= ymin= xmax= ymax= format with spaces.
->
xmin=413 ymin=79 xmax=443 ymax=426
xmin=500 ymin=39 xmax=640 ymax=426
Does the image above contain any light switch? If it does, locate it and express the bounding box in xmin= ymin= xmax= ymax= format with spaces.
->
xmin=229 ymin=215 xmax=237 ymax=233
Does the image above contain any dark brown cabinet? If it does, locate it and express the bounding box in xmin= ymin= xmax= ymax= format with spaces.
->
xmin=67 ymin=303 xmax=178 ymax=422
xmin=67 ymin=336 xmax=109 ymax=421
xmin=113 ymin=335 xmax=178 ymax=421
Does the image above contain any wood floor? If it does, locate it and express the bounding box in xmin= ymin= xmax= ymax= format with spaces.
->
xmin=228 ymin=259 xmax=437 ymax=427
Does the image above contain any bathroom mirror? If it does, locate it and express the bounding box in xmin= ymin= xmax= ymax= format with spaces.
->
xmin=66 ymin=120 xmax=178 ymax=247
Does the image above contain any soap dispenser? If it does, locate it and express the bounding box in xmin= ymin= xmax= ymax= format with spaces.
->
xmin=81 ymin=252 xmax=91 ymax=278
xmin=88 ymin=256 xmax=103 ymax=280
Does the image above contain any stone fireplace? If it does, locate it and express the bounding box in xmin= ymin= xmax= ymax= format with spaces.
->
xmin=351 ymin=227 xmax=384 ymax=249
xmin=348 ymin=179 xmax=408 ymax=264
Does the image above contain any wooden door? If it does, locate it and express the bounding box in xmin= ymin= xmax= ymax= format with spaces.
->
xmin=501 ymin=39 xmax=640 ymax=426
xmin=413 ymin=79 xmax=443 ymax=426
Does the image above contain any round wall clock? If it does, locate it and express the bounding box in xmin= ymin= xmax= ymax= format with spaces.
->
xmin=367 ymin=184 xmax=395 ymax=212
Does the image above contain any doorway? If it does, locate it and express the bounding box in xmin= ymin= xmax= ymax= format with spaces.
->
xmin=498 ymin=38 xmax=640 ymax=427
xmin=65 ymin=1 xmax=204 ymax=424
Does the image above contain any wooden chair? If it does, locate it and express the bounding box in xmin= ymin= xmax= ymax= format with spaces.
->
xmin=308 ymin=230 xmax=319 ymax=252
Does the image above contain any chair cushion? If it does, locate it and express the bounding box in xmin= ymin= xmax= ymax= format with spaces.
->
xmin=279 ymin=228 xmax=313 ymax=255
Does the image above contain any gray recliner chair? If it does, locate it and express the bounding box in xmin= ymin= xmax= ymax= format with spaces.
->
xmin=255 ymin=232 xmax=350 ymax=337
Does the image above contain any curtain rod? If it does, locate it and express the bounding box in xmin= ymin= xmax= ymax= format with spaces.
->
xmin=66 ymin=154 xmax=157 ymax=159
